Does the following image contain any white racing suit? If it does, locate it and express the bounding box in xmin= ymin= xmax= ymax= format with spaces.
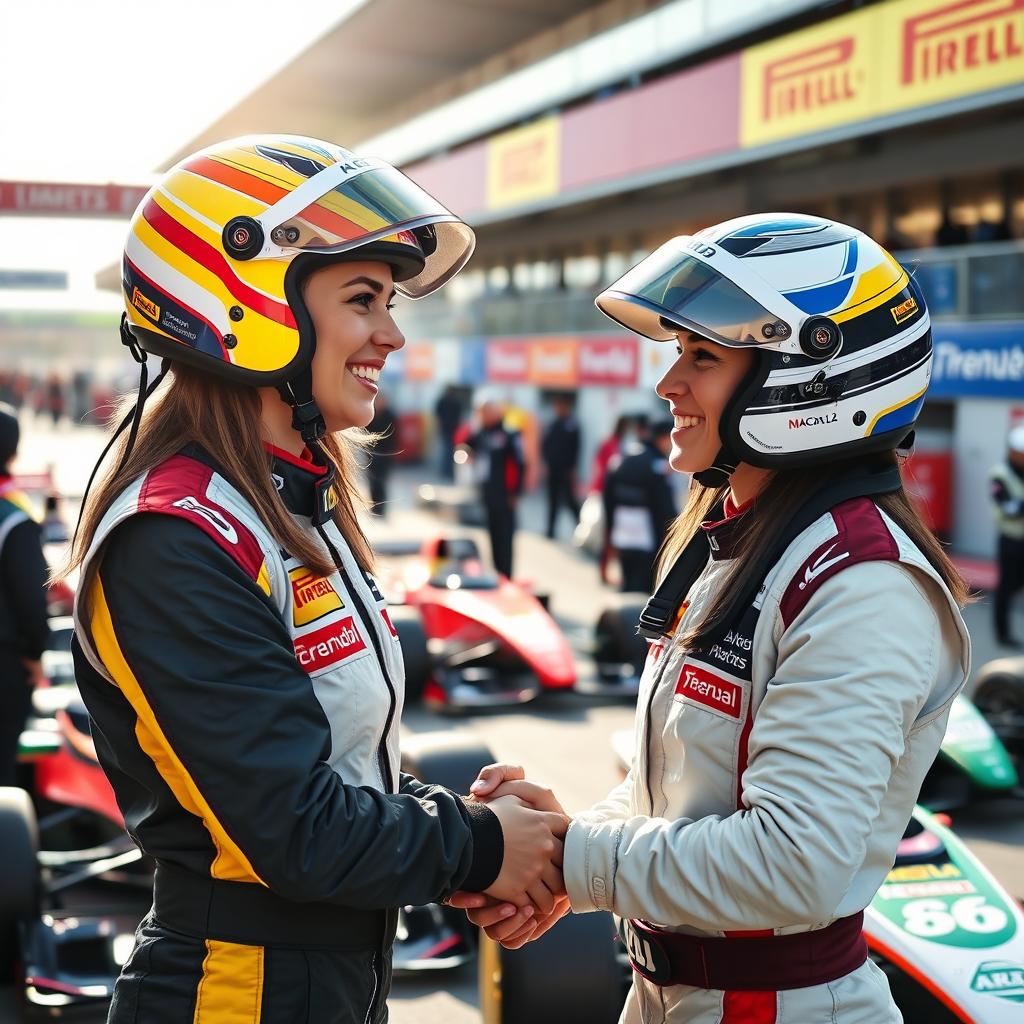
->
xmin=564 ymin=497 xmax=970 ymax=1023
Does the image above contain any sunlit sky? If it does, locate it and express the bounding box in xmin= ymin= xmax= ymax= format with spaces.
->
xmin=0 ymin=0 xmax=364 ymax=311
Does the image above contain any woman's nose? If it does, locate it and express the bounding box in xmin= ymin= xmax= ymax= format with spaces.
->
xmin=374 ymin=318 xmax=406 ymax=352
xmin=656 ymin=364 xmax=689 ymax=401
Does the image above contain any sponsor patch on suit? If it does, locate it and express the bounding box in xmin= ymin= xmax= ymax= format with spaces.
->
xmin=674 ymin=660 xmax=743 ymax=720
xmin=289 ymin=567 xmax=343 ymax=626
xmin=294 ymin=617 xmax=366 ymax=673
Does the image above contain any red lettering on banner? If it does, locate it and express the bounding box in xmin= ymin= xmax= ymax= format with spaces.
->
xmin=901 ymin=0 xmax=1024 ymax=85
xmin=0 ymin=181 xmax=149 ymax=217
xmin=675 ymin=662 xmax=742 ymax=719
xmin=578 ymin=337 xmax=639 ymax=387
xmin=486 ymin=341 xmax=529 ymax=383
xmin=294 ymin=617 xmax=366 ymax=673
xmin=762 ymin=37 xmax=861 ymax=121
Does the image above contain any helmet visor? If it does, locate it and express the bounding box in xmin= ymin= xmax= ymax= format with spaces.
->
xmin=265 ymin=164 xmax=474 ymax=297
xmin=596 ymin=238 xmax=790 ymax=346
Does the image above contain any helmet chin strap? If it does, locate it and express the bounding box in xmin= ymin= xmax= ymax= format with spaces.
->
xmin=692 ymin=445 xmax=738 ymax=488
xmin=277 ymin=368 xmax=326 ymax=454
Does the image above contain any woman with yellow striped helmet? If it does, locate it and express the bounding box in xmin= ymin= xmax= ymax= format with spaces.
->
xmin=62 ymin=136 xmax=567 ymax=1023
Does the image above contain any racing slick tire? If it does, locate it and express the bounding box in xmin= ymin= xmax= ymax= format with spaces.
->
xmin=391 ymin=606 xmax=432 ymax=703
xmin=972 ymin=659 xmax=1024 ymax=757
xmin=478 ymin=910 xmax=623 ymax=1024
xmin=594 ymin=598 xmax=648 ymax=675
xmin=400 ymin=734 xmax=497 ymax=796
xmin=0 ymin=787 xmax=40 ymax=982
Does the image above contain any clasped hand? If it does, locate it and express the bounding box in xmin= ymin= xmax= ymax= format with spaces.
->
xmin=449 ymin=764 xmax=572 ymax=948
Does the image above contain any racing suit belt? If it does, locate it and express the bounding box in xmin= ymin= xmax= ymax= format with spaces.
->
xmin=619 ymin=913 xmax=866 ymax=991
xmin=153 ymin=861 xmax=388 ymax=950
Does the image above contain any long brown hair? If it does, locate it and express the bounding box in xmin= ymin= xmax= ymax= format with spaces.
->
xmin=59 ymin=362 xmax=373 ymax=589
xmin=657 ymin=451 xmax=970 ymax=650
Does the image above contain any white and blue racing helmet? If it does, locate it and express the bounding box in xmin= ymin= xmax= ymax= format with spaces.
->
xmin=596 ymin=213 xmax=931 ymax=473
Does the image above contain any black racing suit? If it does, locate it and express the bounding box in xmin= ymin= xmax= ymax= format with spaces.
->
xmin=0 ymin=482 xmax=50 ymax=786
xmin=541 ymin=414 xmax=581 ymax=538
xmin=465 ymin=424 xmax=525 ymax=578
xmin=72 ymin=445 xmax=502 ymax=1023
xmin=602 ymin=441 xmax=677 ymax=593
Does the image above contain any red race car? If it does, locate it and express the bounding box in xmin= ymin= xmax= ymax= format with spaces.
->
xmin=376 ymin=535 xmax=579 ymax=710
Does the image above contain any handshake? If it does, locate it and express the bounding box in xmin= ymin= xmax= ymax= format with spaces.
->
xmin=450 ymin=764 xmax=572 ymax=949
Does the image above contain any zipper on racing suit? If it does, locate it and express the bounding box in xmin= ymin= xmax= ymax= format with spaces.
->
xmin=640 ymin=651 xmax=676 ymax=815
xmin=319 ymin=527 xmax=399 ymax=1024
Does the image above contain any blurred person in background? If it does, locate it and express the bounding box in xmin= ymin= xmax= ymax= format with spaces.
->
xmin=602 ymin=417 xmax=676 ymax=592
xmin=365 ymin=390 xmax=398 ymax=516
xmin=60 ymin=136 xmax=566 ymax=1024
xmin=434 ymin=383 xmax=463 ymax=481
xmin=456 ymin=214 xmax=970 ymax=1024
xmin=990 ymin=424 xmax=1024 ymax=648
xmin=0 ymin=403 xmax=49 ymax=786
xmin=462 ymin=391 xmax=525 ymax=578
xmin=540 ymin=392 xmax=581 ymax=539
xmin=46 ymin=372 xmax=66 ymax=426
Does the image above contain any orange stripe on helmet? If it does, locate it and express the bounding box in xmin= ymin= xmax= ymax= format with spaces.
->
xmin=183 ymin=155 xmax=290 ymax=207
xmin=185 ymin=154 xmax=368 ymax=241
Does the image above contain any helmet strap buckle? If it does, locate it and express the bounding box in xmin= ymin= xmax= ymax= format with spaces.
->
xmin=278 ymin=380 xmax=326 ymax=445
xmin=119 ymin=313 xmax=147 ymax=364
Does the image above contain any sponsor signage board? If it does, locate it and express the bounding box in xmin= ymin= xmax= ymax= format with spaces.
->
xmin=527 ymin=338 xmax=578 ymax=387
xmin=0 ymin=180 xmax=149 ymax=217
xmin=0 ymin=270 xmax=68 ymax=290
xmin=928 ymin=320 xmax=1024 ymax=399
xmin=742 ymin=0 xmax=1024 ymax=147
xmin=577 ymin=336 xmax=639 ymax=387
xmin=486 ymin=339 xmax=531 ymax=383
xmin=486 ymin=116 xmax=561 ymax=210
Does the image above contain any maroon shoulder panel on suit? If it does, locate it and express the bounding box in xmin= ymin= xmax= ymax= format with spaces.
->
xmin=137 ymin=455 xmax=266 ymax=582
xmin=779 ymin=498 xmax=899 ymax=628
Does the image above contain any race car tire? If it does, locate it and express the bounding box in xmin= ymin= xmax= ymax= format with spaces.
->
xmin=972 ymin=661 xmax=1024 ymax=756
xmin=390 ymin=606 xmax=431 ymax=703
xmin=594 ymin=599 xmax=648 ymax=674
xmin=479 ymin=910 xmax=623 ymax=1024
xmin=0 ymin=787 xmax=40 ymax=982
xmin=401 ymin=734 xmax=497 ymax=796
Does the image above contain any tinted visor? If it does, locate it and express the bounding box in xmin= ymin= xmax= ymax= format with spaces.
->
xmin=596 ymin=238 xmax=789 ymax=345
xmin=268 ymin=165 xmax=474 ymax=298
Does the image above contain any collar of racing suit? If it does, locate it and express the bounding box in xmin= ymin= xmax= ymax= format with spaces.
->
xmin=699 ymin=495 xmax=755 ymax=561
xmin=262 ymin=443 xmax=337 ymax=525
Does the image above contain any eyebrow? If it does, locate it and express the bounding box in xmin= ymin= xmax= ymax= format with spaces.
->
xmin=341 ymin=275 xmax=397 ymax=301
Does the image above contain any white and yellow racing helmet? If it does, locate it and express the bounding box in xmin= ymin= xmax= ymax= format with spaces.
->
xmin=122 ymin=134 xmax=475 ymax=387
xmin=596 ymin=213 xmax=931 ymax=472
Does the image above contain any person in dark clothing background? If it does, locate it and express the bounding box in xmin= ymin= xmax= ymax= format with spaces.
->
xmin=602 ymin=417 xmax=677 ymax=593
xmin=0 ymin=403 xmax=50 ymax=785
xmin=990 ymin=424 xmax=1024 ymax=648
xmin=365 ymin=392 xmax=398 ymax=516
xmin=540 ymin=394 xmax=581 ymax=539
xmin=463 ymin=394 xmax=525 ymax=578
xmin=434 ymin=384 xmax=464 ymax=481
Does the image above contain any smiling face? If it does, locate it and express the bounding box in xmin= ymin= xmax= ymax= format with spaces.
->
xmin=655 ymin=331 xmax=755 ymax=474
xmin=302 ymin=260 xmax=406 ymax=431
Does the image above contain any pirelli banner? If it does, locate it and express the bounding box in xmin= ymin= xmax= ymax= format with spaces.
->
xmin=741 ymin=0 xmax=1024 ymax=148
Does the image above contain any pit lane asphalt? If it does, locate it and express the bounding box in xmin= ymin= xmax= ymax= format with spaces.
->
xmin=5 ymin=419 xmax=1022 ymax=1024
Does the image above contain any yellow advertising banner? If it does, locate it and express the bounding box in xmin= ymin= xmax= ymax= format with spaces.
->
xmin=879 ymin=0 xmax=1024 ymax=114
xmin=487 ymin=117 xmax=561 ymax=210
xmin=741 ymin=0 xmax=1024 ymax=148
xmin=741 ymin=7 xmax=877 ymax=148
